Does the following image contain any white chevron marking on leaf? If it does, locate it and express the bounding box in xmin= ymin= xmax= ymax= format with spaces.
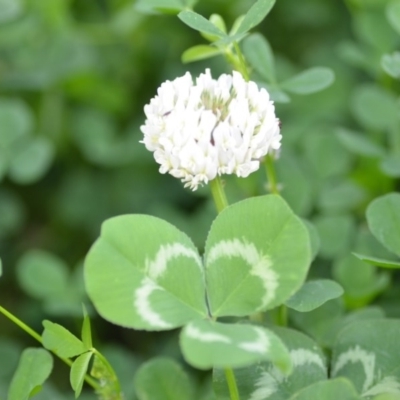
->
xmin=145 ymin=242 xmax=202 ymax=280
xmin=332 ymin=345 xmax=375 ymax=393
xmin=249 ymin=348 xmax=325 ymax=400
xmin=185 ymin=323 xmax=231 ymax=344
xmin=239 ymin=327 xmax=270 ymax=354
xmin=363 ymin=376 xmax=400 ymax=397
xmin=134 ymin=278 xmax=172 ymax=328
xmin=207 ymin=238 xmax=278 ymax=309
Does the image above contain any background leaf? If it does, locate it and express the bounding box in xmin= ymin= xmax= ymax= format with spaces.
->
xmin=281 ymin=67 xmax=335 ymax=94
xmin=286 ymin=279 xmax=344 ymax=312
xmin=134 ymin=357 xmax=195 ymax=400
xmin=367 ymin=193 xmax=400 ymax=257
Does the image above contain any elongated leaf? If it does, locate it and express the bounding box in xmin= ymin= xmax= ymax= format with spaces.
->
xmin=181 ymin=45 xmax=222 ymax=63
xmin=135 ymin=0 xmax=185 ymax=14
xmin=281 ymin=67 xmax=334 ymax=94
xmin=70 ymin=352 xmax=93 ymax=398
xmin=134 ymin=357 xmax=195 ymax=400
xmin=286 ymin=280 xmax=344 ymax=312
xmin=178 ymin=11 xmax=227 ymax=38
xmin=214 ymin=327 xmax=327 ymax=400
xmin=243 ymin=33 xmax=276 ymax=83
xmin=42 ymin=320 xmax=87 ymax=358
xmin=366 ymin=193 xmax=400 ymax=257
xmin=381 ymin=154 xmax=400 ymax=177
xmin=81 ymin=306 xmax=92 ymax=349
xmin=289 ymin=378 xmax=360 ymax=400
xmin=353 ymin=253 xmax=400 ymax=269
xmin=204 ymin=195 xmax=311 ymax=317
xmin=181 ymin=319 xmax=291 ymax=371
xmin=351 ymin=84 xmax=398 ymax=131
xmin=85 ymin=215 xmax=207 ymax=330
xmin=236 ymin=0 xmax=276 ymax=35
xmin=332 ymin=319 xmax=400 ymax=397
xmin=8 ymin=348 xmax=53 ymax=400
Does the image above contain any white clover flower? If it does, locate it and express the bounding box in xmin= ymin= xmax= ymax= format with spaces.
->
xmin=140 ymin=69 xmax=281 ymax=191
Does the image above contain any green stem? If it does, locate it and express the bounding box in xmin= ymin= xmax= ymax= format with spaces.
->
xmin=225 ymin=368 xmax=240 ymax=400
xmin=264 ymin=154 xmax=279 ymax=195
xmin=277 ymin=304 xmax=288 ymax=327
xmin=0 ymin=305 xmax=100 ymax=391
xmin=233 ymin=42 xmax=250 ymax=81
xmin=210 ymin=176 xmax=229 ymax=212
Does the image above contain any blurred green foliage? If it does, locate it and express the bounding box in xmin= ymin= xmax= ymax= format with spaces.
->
xmin=0 ymin=0 xmax=399 ymax=398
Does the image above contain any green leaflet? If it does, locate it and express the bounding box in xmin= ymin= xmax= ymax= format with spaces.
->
xmin=85 ymin=196 xmax=311 ymax=330
xmin=7 ymin=348 xmax=53 ymax=400
xmin=205 ymin=195 xmax=311 ymax=317
xmin=367 ymin=193 xmax=400 ymax=257
xmin=332 ymin=319 xmax=400 ymax=398
xmin=180 ymin=319 xmax=291 ymax=371
xmin=134 ymin=357 xmax=195 ymax=400
xmin=85 ymin=214 xmax=208 ymax=330
xmin=213 ymin=327 xmax=327 ymax=400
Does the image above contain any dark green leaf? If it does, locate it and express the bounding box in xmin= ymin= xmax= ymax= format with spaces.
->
xmin=381 ymin=52 xmax=400 ymax=79
xmin=380 ymin=154 xmax=400 ymax=177
xmin=386 ymin=1 xmax=400 ymax=35
xmin=336 ymin=128 xmax=385 ymax=158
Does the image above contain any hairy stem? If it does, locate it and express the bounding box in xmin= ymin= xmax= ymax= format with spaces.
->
xmin=225 ymin=367 xmax=241 ymax=400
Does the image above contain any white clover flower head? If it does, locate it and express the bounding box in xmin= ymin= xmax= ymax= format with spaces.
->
xmin=140 ymin=69 xmax=281 ymax=191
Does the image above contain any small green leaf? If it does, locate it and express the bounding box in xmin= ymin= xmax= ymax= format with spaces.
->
xmin=135 ymin=0 xmax=185 ymax=14
xmin=42 ymin=320 xmax=87 ymax=358
xmin=243 ymin=33 xmax=276 ymax=83
xmin=204 ymin=195 xmax=311 ymax=317
xmin=381 ymin=154 xmax=400 ymax=177
xmin=386 ymin=1 xmax=400 ymax=35
xmin=81 ymin=306 xmax=92 ymax=349
xmin=289 ymin=378 xmax=360 ymax=400
xmin=178 ymin=11 xmax=227 ymax=38
xmin=281 ymin=67 xmax=335 ymax=94
xmin=16 ymin=250 xmax=69 ymax=300
xmin=367 ymin=193 xmax=400 ymax=257
xmin=180 ymin=319 xmax=291 ymax=371
xmin=181 ymin=45 xmax=222 ymax=63
xmin=381 ymin=52 xmax=400 ymax=79
xmin=332 ymin=319 xmax=400 ymax=397
xmin=134 ymin=357 xmax=195 ymax=400
xmin=351 ymin=84 xmax=398 ymax=131
xmin=236 ymin=0 xmax=276 ymax=35
xmin=85 ymin=215 xmax=207 ymax=330
xmin=286 ymin=280 xmax=344 ymax=312
xmin=336 ymin=128 xmax=385 ymax=158
xmin=214 ymin=327 xmax=327 ymax=400
xmin=200 ymin=14 xmax=227 ymax=42
xmin=8 ymin=348 xmax=53 ymax=400
xmin=8 ymin=137 xmax=55 ymax=184
xmin=353 ymin=253 xmax=400 ymax=269
xmin=70 ymin=352 xmax=93 ymax=398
